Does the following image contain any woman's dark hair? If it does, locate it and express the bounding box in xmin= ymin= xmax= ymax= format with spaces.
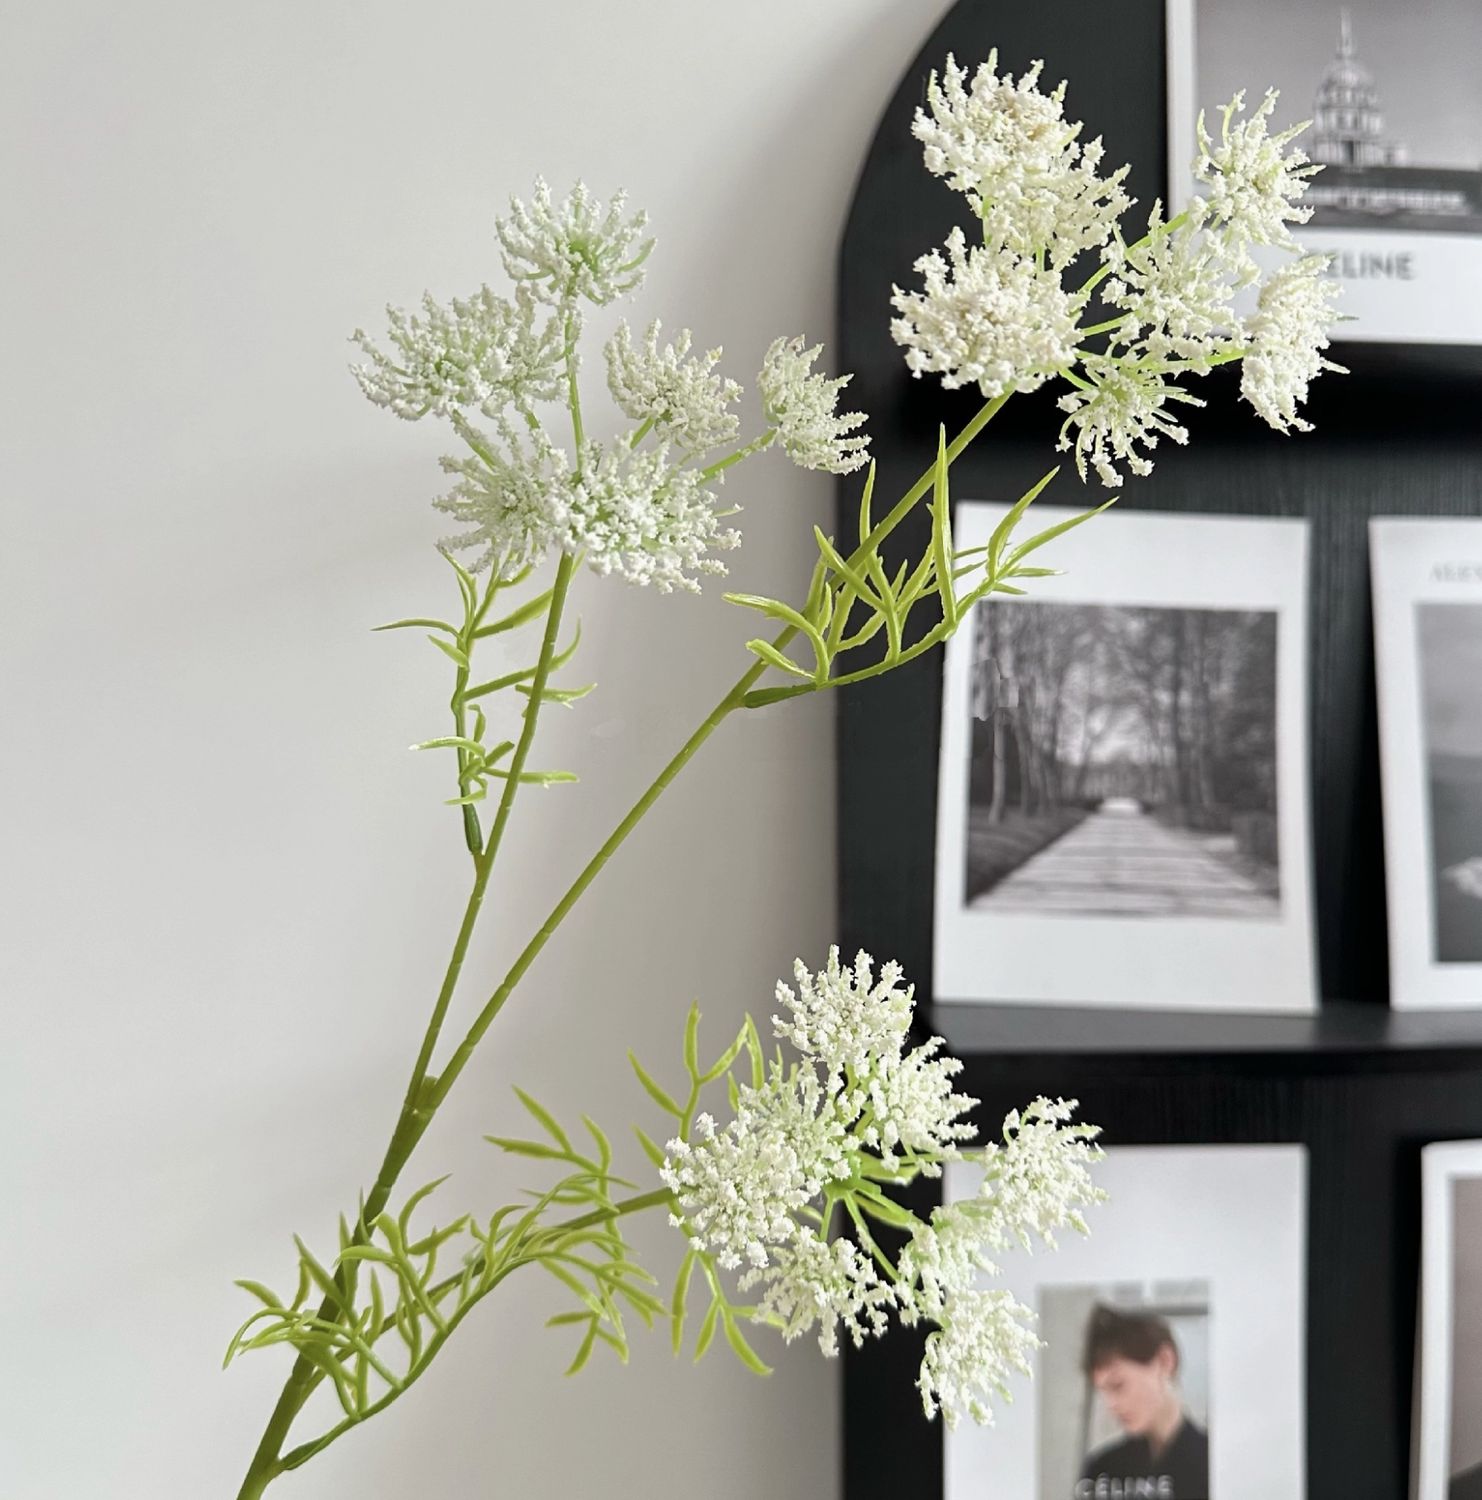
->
xmin=1081 ymin=1304 xmax=1179 ymax=1376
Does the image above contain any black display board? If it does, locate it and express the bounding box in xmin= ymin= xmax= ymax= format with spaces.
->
xmin=835 ymin=2 xmax=1482 ymax=1495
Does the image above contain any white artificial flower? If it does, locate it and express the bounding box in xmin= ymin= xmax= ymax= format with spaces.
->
xmin=913 ymin=52 xmax=1132 ymax=268
xmin=661 ymin=1067 xmax=851 ymax=1271
xmin=604 ymin=320 xmax=742 ymax=455
xmin=896 ymin=1204 xmax=1002 ymax=1326
xmin=891 ymin=228 xmax=1079 ymax=399
xmin=1191 ymin=90 xmax=1317 ymax=259
xmin=351 ymin=286 xmax=562 ymax=422
xmin=1238 ymin=254 xmax=1345 ymax=434
xmin=1100 ymin=203 xmax=1239 ymax=371
xmin=917 ymin=1289 xmax=1039 ymax=1429
xmin=560 ymin=441 xmax=739 ymax=593
xmin=772 ymin=947 xmax=913 ymax=1088
xmin=978 ymin=1096 xmax=1106 ymax=1251
xmin=497 ymin=178 xmax=654 ymax=309
xmin=434 ymin=425 xmax=739 ymax=592
xmin=864 ymin=1037 xmax=978 ymax=1167
xmin=740 ymin=1227 xmax=894 ymax=1356
xmin=757 ymin=336 xmax=870 ymax=475
xmin=433 ymin=421 xmax=570 ymax=578
xmin=1056 ymin=361 xmax=1204 ymax=487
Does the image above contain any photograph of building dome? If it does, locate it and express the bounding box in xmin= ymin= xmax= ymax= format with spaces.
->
xmin=1186 ymin=1 xmax=1482 ymax=234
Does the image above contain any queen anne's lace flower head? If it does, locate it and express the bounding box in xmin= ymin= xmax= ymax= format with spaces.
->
xmin=740 ymin=1228 xmax=895 ymax=1356
xmin=497 ymin=178 xmax=654 ymax=309
xmin=773 ymin=947 xmax=913 ymax=1087
xmin=1056 ymin=361 xmax=1205 ymax=487
xmin=897 ymin=1204 xmax=1003 ymax=1326
xmin=914 ymin=53 xmax=1132 ymax=269
xmin=1192 ymin=90 xmax=1318 ymax=259
xmin=604 ymin=320 xmax=742 ymax=455
xmin=758 ymin=336 xmax=870 ymax=474
xmin=918 ymin=1289 xmax=1039 ymax=1429
xmin=891 ymin=228 xmax=1080 ymax=399
xmin=1239 ymin=254 xmax=1346 ymax=433
xmin=979 ymin=1096 xmax=1107 ymax=1251
xmin=351 ymin=286 xmax=562 ymax=422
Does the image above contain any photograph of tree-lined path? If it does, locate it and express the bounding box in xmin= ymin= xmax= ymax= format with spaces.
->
xmin=963 ymin=601 xmax=1282 ymax=919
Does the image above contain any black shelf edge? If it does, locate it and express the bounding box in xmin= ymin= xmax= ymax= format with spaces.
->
xmin=929 ymin=999 xmax=1482 ymax=1067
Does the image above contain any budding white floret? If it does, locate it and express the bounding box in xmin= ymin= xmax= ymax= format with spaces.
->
xmin=1056 ymin=362 xmax=1205 ymax=488
xmin=604 ymin=320 xmax=742 ymax=455
xmin=497 ymin=178 xmax=654 ymax=309
xmin=351 ymin=286 xmax=562 ymax=422
xmin=891 ymin=228 xmax=1079 ymax=399
xmin=773 ymin=947 xmax=913 ymax=1087
xmin=913 ymin=52 xmax=1132 ymax=268
xmin=979 ymin=1096 xmax=1107 ymax=1251
xmin=757 ymin=336 xmax=870 ymax=475
xmin=1192 ymin=90 xmax=1317 ymax=258
xmin=1239 ymin=255 xmax=1346 ymax=434
xmin=740 ymin=1228 xmax=894 ymax=1356
xmin=918 ymin=1289 xmax=1039 ymax=1429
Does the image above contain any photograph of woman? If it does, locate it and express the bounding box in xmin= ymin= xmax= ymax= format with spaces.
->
xmin=1076 ymin=1304 xmax=1211 ymax=1499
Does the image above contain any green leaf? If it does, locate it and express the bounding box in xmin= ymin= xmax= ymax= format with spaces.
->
xmin=234 ymin=1279 xmax=285 ymax=1311
xmin=473 ymin=588 xmax=555 ymax=638
xmin=463 ymin=664 xmax=538 ymax=700
xmin=812 ymin=527 xmax=885 ymax=613
xmin=293 ymin=1237 xmax=353 ymax=1319
xmin=986 ymin=467 xmax=1059 ymax=581
xmin=683 ymin=1003 xmax=701 ymax=1083
xmin=700 ymin=1024 xmax=747 ymax=1084
xmin=372 ymin=617 xmax=458 ymax=636
xmin=514 ymin=1088 xmax=572 ymax=1153
xmin=429 ymin=635 xmax=471 ymax=669
xmin=396 ymin=1176 xmax=451 ymax=1242
xmin=693 ymin=1298 xmax=720 ymax=1361
xmin=484 ymin=1135 xmax=577 ymax=1163
xmin=743 ymin=1016 xmax=765 ymax=1089
xmin=723 ymin=1313 xmax=773 ymax=1376
xmin=1004 ymin=496 xmax=1116 ymax=571
xmin=564 ymin=1315 xmax=600 ymax=1376
xmin=671 ymin=1250 xmax=696 ymax=1356
xmin=628 ymin=1052 xmax=682 ymax=1116
xmin=633 ymin=1126 xmax=667 ymax=1169
xmin=930 ymin=426 xmax=958 ymax=631
xmin=856 ymin=460 xmax=878 ymax=549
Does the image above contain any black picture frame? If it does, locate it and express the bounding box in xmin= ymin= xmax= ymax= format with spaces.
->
xmin=834 ymin=2 xmax=1482 ymax=1495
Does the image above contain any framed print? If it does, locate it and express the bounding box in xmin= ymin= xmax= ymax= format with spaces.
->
xmin=1166 ymin=0 xmax=1482 ymax=345
xmin=1417 ymin=1142 xmax=1482 ymax=1500
xmin=1371 ymin=518 xmax=1482 ymax=1008
xmin=934 ymin=505 xmax=1315 ymax=1012
xmin=944 ymin=1145 xmax=1308 ymax=1500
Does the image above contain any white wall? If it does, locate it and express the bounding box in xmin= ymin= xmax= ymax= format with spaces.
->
xmin=0 ymin=1 xmax=953 ymax=1495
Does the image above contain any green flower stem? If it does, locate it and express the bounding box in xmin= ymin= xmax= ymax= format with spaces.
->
xmin=235 ymin=552 xmax=578 ymax=1500
xmin=699 ymin=429 xmax=777 ymax=483
xmin=236 ymin=394 xmax=1005 ymax=1497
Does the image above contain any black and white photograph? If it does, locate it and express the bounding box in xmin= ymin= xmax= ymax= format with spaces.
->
xmin=1416 ymin=1143 xmax=1482 ymax=1500
xmin=1039 ymin=1283 xmax=1212 ymax=1500
xmin=936 ymin=505 xmax=1314 ymax=1012
xmin=963 ymin=602 xmax=1280 ymax=921
xmin=1167 ymin=0 xmax=1482 ymax=344
xmin=944 ymin=1147 xmax=1305 ymax=1500
xmin=1372 ymin=520 xmax=1482 ymax=1007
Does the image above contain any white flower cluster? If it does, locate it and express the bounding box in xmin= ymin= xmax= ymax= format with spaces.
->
xmin=660 ymin=948 xmax=1103 ymax=1428
xmin=604 ymin=320 xmax=741 ymax=455
xmin=434 ymin=418 xmax=738 ymax=592
xmin=496 ymin=178 xmax=653 ymax=309
xmin=351 ymin=287 xmax=562 ymax=422
xmin=893 ymin=55 xmax=1342 ymax=487
xmin=758 ymin=336 xmax=870 ymax=474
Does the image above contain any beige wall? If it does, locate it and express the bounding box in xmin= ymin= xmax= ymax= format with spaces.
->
xmin=0 ymin=1 xmax=954 ymax=1493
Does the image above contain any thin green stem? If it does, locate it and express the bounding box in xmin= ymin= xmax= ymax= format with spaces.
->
xmin=699 ymin=429 xmax=776 ymax=482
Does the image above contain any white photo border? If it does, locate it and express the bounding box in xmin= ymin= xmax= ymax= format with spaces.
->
xmin=943 ymin=1144 xmax=1308 ymax=1500
xmin=1371 ymin=518 xmax=1482 ymax=1008
xmin=1164 ymin=0 xmax=1482 ymax=347
xmin=934 ymin=504 xmax=1316 ymax=1013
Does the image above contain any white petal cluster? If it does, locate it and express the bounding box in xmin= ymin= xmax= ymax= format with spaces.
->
xmin=773 ymin=946 xmax=913 ymax=1087
xmin=1056 ymin=362 xmax=1204 ymax=487
xmin=918 ymin=1289 xmax=1039 ymax=1429
xmin=434 ymin=423 xmax=739 ymax=593
xmin=914 ymin=53 xmax=1132 ymax=268
xmin=351 ymin=286 xmax=562 ymax=422
xmin=740 ymin=1228 xmax=894 ymax=1356
xmin=758 ymin=336 xmax=870 ymax=475
xmin=660 ymin=951 xmax=1102 ymax=1421
xmin=1101 ymin=203 xmax=1239 ymax=370
xmin=497 ymin=178 xmax=654 ymax=308
xmin=978 ymin=1096 xmax=1107 ymax=1251
xmin=891 ymin=228 xmax=1079 ymax=399
xmin=661 ymin=1068 xmax=851 ymax=1271
xmin=604 ymin=320 xmax=742 ymax=455
xmin=1192 ymin=91 xmax=1317 ymax=257
xmin=1239 ymin=255 xmax=1346 ymax=434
